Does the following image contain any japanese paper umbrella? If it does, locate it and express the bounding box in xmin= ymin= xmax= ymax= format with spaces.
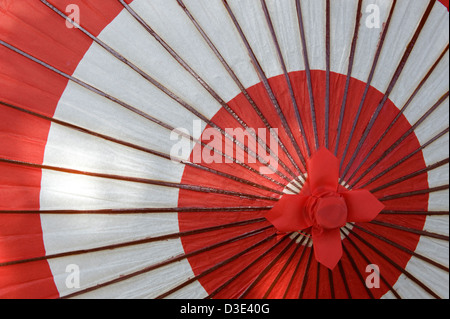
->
xmin=0 ymin=0 xmax=448 ymax=299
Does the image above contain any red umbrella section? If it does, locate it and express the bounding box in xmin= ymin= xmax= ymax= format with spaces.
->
xmin=0 ymin=0 xmax=449 ymax=299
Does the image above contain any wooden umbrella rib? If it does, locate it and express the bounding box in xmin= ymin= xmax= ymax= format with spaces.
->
xmin=155 ymin=232 xmax=281 ymax=299
xmin=344 ymin=45 xmax=449 ymax=185
xmin=295 ymin=0 xmax=320 ymax=151
xmin=0 ymin=100 xmax=285 ymax=196
xmin=221 ymin=0 xmax=308 ymax=170
xmin=339 ymin=0 xmax=397 ymax=175
xmin=349 ymin=91 xmax=449 ymax=187
xmin=369 ymin=219 xmax=449 ymax=241
xmin=328 ymin=269 xmax=335 ymax=299
xmin=0 ymin=157 xmax=278 ymax=202
xmin=342 ymin=229 xmax=402 ymax=299
xmin=261 ymin=0 xmax=312 ymax=157
xmin=237 ymin=233 xmax=301 ymax=299
xmin=0 ymin=217 xmax=268 ymax=267
xmin=176 ymin=0 xmax=306 ymax=182
xmin=341 ymin=0 xmax=436 ymax=181
xmin=378 ymin=185 xmax=449 ymax=202
xmin=325 ymin=0 xmax=331 ymax=150
xmin=370 ymin=158 xmax=449 ymax=193
xmin=344 ymin=226 xmax=442 ymax=299
xmin=358 ymin=127 xmax=449 ymax=189
xmin=297 ymin=242 xmax=314 ymax=299
xmin=0 ymin=101 xmax=174 ymax=161
xmin=40 ymin=0 xmax=298 ymax=190
xmin=60 ymin=225 xmax=274 ymax=298
xmin=315 ymin=262 xmax=321 ymax=299
xmin=380 ymin=210 xmax=449 ymax=216
xmin=337 ymin=260 xmax=352 ymax=299
xmin=334 ymin=0 xmax=363 ymax=157
xmin=351 ymin=223 xmax=449 ymax=272
xmin=0 ymin=206 xmax=273 ymax=215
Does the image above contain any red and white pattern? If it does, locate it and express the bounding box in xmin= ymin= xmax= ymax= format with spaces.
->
xmin=0 ymin=0 xmax=448 ymax=299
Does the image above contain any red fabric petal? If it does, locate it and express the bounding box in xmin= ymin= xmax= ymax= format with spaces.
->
xmin=299 ymin=180 xmax=311 ymax=196
xmin=308 ymin=148 xmax=339 ymax=194
xmin=265 ymin=195 xmax=311 ymax=232
xmin=341 ymin=189 xmax=385 ymax=223
xmin=312 ymin=227 xmax=342 ymax=270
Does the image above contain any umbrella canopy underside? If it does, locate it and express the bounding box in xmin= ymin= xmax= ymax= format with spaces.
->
xmin=0 ymin=0 xmax=449 ymax=299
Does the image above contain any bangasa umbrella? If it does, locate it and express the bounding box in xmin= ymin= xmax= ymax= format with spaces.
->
xmin=0 ymin=0 xmax=448 ymax=299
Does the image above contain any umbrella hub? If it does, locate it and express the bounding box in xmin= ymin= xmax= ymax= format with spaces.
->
xmin=311 ymin=194 xmax=348 ymax=230
xmin=265 ymin=148 xmax=384 ymax=269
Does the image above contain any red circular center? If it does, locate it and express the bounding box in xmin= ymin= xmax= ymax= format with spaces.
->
xmin=177 ymin=70 xmax=428 ymax=299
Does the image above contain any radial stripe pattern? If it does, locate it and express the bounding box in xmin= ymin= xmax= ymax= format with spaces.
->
xmin=0 ymin=0 xmax=448 ymax=299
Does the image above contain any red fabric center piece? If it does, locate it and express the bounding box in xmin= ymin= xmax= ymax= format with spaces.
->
xmin=314 ymin=195 xmax=348 ymax=229
xmin=265 ymin=148 xmax=385 ymax=270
